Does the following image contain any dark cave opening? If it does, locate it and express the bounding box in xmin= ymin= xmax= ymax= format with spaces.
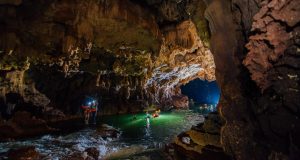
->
xmin=180 ymin=78 xmax=220 ymax=105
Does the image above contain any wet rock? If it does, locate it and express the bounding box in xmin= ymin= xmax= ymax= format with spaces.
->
xmin=41 ymin=106 xmax=66 ymax=121
xmin=0 ymin=111 xmax=56 ymax=140
xmin=181 ymin=137 xmax=191 ymax=145
xmin=173 ymin=144 xmax=231 ymax=160
xmin=96 ymin=124 xmax=120 ymax=139
xmin=172 ymin=112 xmax=229 ymax=159
xmin=85 ymin=147 xmax=99 ymax=160
xmin=103 ymin=145 xmax=146 ymax=160
xmin=201 ymin=113 xmax=222 ymax=134
xmin=62 ymin=152 xmax=92 ymax=160
xmin=6 ymin=146 xmax=41 ymax=160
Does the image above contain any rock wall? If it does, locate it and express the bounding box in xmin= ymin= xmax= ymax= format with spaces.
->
xmin=205 ymin=0 xmax=300 ymax=159
xmin=0 ymin=0 xmax=157 ymax=117
xmin=0 ymin=0 xmax=215 ymax=118
xmin=145 ymin=19 xmax=215 ymax=105
xmin=1 ymin=0 xmax=299 ymax=159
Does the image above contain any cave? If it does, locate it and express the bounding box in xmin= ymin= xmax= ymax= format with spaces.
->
xmin=181 ymin=78 xmax=220 ymax=105
xmin=180 ymin=78 xmax=220 ymax=114
xmin=0 ymin=0 xmax=299 ymax=160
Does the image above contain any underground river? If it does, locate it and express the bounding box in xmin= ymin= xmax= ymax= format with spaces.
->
xmin=0 ymin=104 xmax=216 ymax=159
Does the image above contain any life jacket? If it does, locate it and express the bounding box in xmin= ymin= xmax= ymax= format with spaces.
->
xmin=152 ymin=113 xmax=159 ymax=118
xmin=81 ymin=105 xmax=90 ymax=110
xmin=146 ymin=114 xmax=151 ymax=119
xmin=90 ymin=105 xmax=97 ymax=112
xmin=81 ymin=105 xmax=95 ymax=113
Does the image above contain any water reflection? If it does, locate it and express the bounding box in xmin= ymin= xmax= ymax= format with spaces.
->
xmin=190 ymin=103 xmax=217 ymax=114
xmin=0 ymin=108 xmax=209 ymax=159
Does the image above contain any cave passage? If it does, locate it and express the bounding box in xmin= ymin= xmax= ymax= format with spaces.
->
xmin=181 ymin=78 xmax=220 ymax=105
xmin=180 ymin=79 xmax=220 ymax=113
xmin=0 ymin=0 xmax=299 ymax=159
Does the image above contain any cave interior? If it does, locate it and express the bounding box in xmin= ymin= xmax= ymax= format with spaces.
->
xmin=0 ymin=0 xmax=299 ymax=160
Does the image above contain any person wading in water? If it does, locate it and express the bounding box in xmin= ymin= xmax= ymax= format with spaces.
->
xmin=145 ymin=111 xmax=151 ymax=128
xmin=81 ymin=101 xmax=92 ymax=125
xmin=90 ymin=100 xmax=98 ymax=125
xmin=81 ymin=97 xmax=99 ymax=125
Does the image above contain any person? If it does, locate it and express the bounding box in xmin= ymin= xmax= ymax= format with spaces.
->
xmin=152 ymin=109 xmax=160 ymax=118
xmin=81 ymin=102 xmax=92 ymax=125
xmin=132 ymin=114 xmax=137 ymax=120
xmin=90 ymin=100 xmax=98 ymax=125
xmin=145 ymin=111 xmax=151 ymax=128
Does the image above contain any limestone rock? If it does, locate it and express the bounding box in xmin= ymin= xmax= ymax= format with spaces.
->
xmin=0 ymin=0 xmax=215 ymax=117
xmin=0 ymin=111 xmax=56 ymax=140
xmin=96 ymin=124 xmax=120 ymax=139
xmin=0 ymin=0 xmax=22 ymax=5
xmin=6 ymin=146 xmax=41 ymax=160
xmin=171 ymin=95 xmax=189 ymax=109
xmin=205 ymin=0 xmax=300 ymax=159
xmin=172 ymin=112 xmax=230 ymax=160
xmin=243 ymin=0 xmax=300 ymax=91
xmin=145 ymin=20 xmax=215 ymax=105
xmin=85 ymin=147 xmax=100 ymax=160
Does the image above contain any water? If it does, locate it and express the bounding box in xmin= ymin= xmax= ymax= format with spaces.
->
xmin=0 ymin=104 xmax=216 ymax=159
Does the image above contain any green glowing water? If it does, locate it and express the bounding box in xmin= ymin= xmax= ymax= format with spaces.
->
xmin=0 ymin=104 xmax=216 ymax=159
xmin=99 ymin=110 xmax=204 ymax=146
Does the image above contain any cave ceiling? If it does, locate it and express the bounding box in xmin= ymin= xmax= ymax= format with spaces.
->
xmin=0 ymin=0 xmax=215 ymax=107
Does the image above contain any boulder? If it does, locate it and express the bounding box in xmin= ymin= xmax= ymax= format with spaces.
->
xmin=172 ymin=112 xmax=230 ymax=159
xmin=96 ymin=124 xmax=120 ymax=139
xmin=85 ymin=147 xmax=99 ymax=160
xmin=6 ymin=146 xmax=41 ymax=160
xmin=0 ymin=111 xmax=56 ymax=141
xmin=62 ymin=152 xmax=86 ymax=160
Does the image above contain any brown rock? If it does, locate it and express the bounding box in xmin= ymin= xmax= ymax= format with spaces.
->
xmin=0 ymin=0 xmax=22 ymax=5
xmin=96 ymin=124 xmax=120 ymax=139
xmin=85 ymin=147 xmax=99 ymax=160
xmin=173 ymin=112 xmax=227 ymax=159
xmin=171 ymin=95 xmax=189 ymax=109
xmin=205 ymin=0 xmax=300 ymax=159
xmin=0 ymin=111 xmax=55 ymax=140
xmin=6 ymin=146 xmax=41 ymax=160
xmin=244 ymin=0 xmax=299 ymax=91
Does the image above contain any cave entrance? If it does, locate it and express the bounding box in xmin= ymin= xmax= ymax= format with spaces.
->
xmin=180 ymin=78 xmax=220 ymax=114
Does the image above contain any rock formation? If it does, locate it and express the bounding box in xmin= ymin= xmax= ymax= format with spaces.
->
xmin=0 ymin=0 xmax=299 ymax=159
xmin=145 ymin=20 xmax=215 ymax=106
xmin=0 ymin=0 xmax=215 ymax=117
xmin=205 ymin=0 xmax=300 ymax=159
xmin=172 ymin=112 xmax=231 ymax=160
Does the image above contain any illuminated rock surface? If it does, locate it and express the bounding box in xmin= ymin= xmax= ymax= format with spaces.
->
xmin=0 ymin=0 xmax=299 ymax=159
xmin=0 ymin=0 xmax=214 ymax=115
xmin=207 ymin=0 xmax=300 ymax=159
